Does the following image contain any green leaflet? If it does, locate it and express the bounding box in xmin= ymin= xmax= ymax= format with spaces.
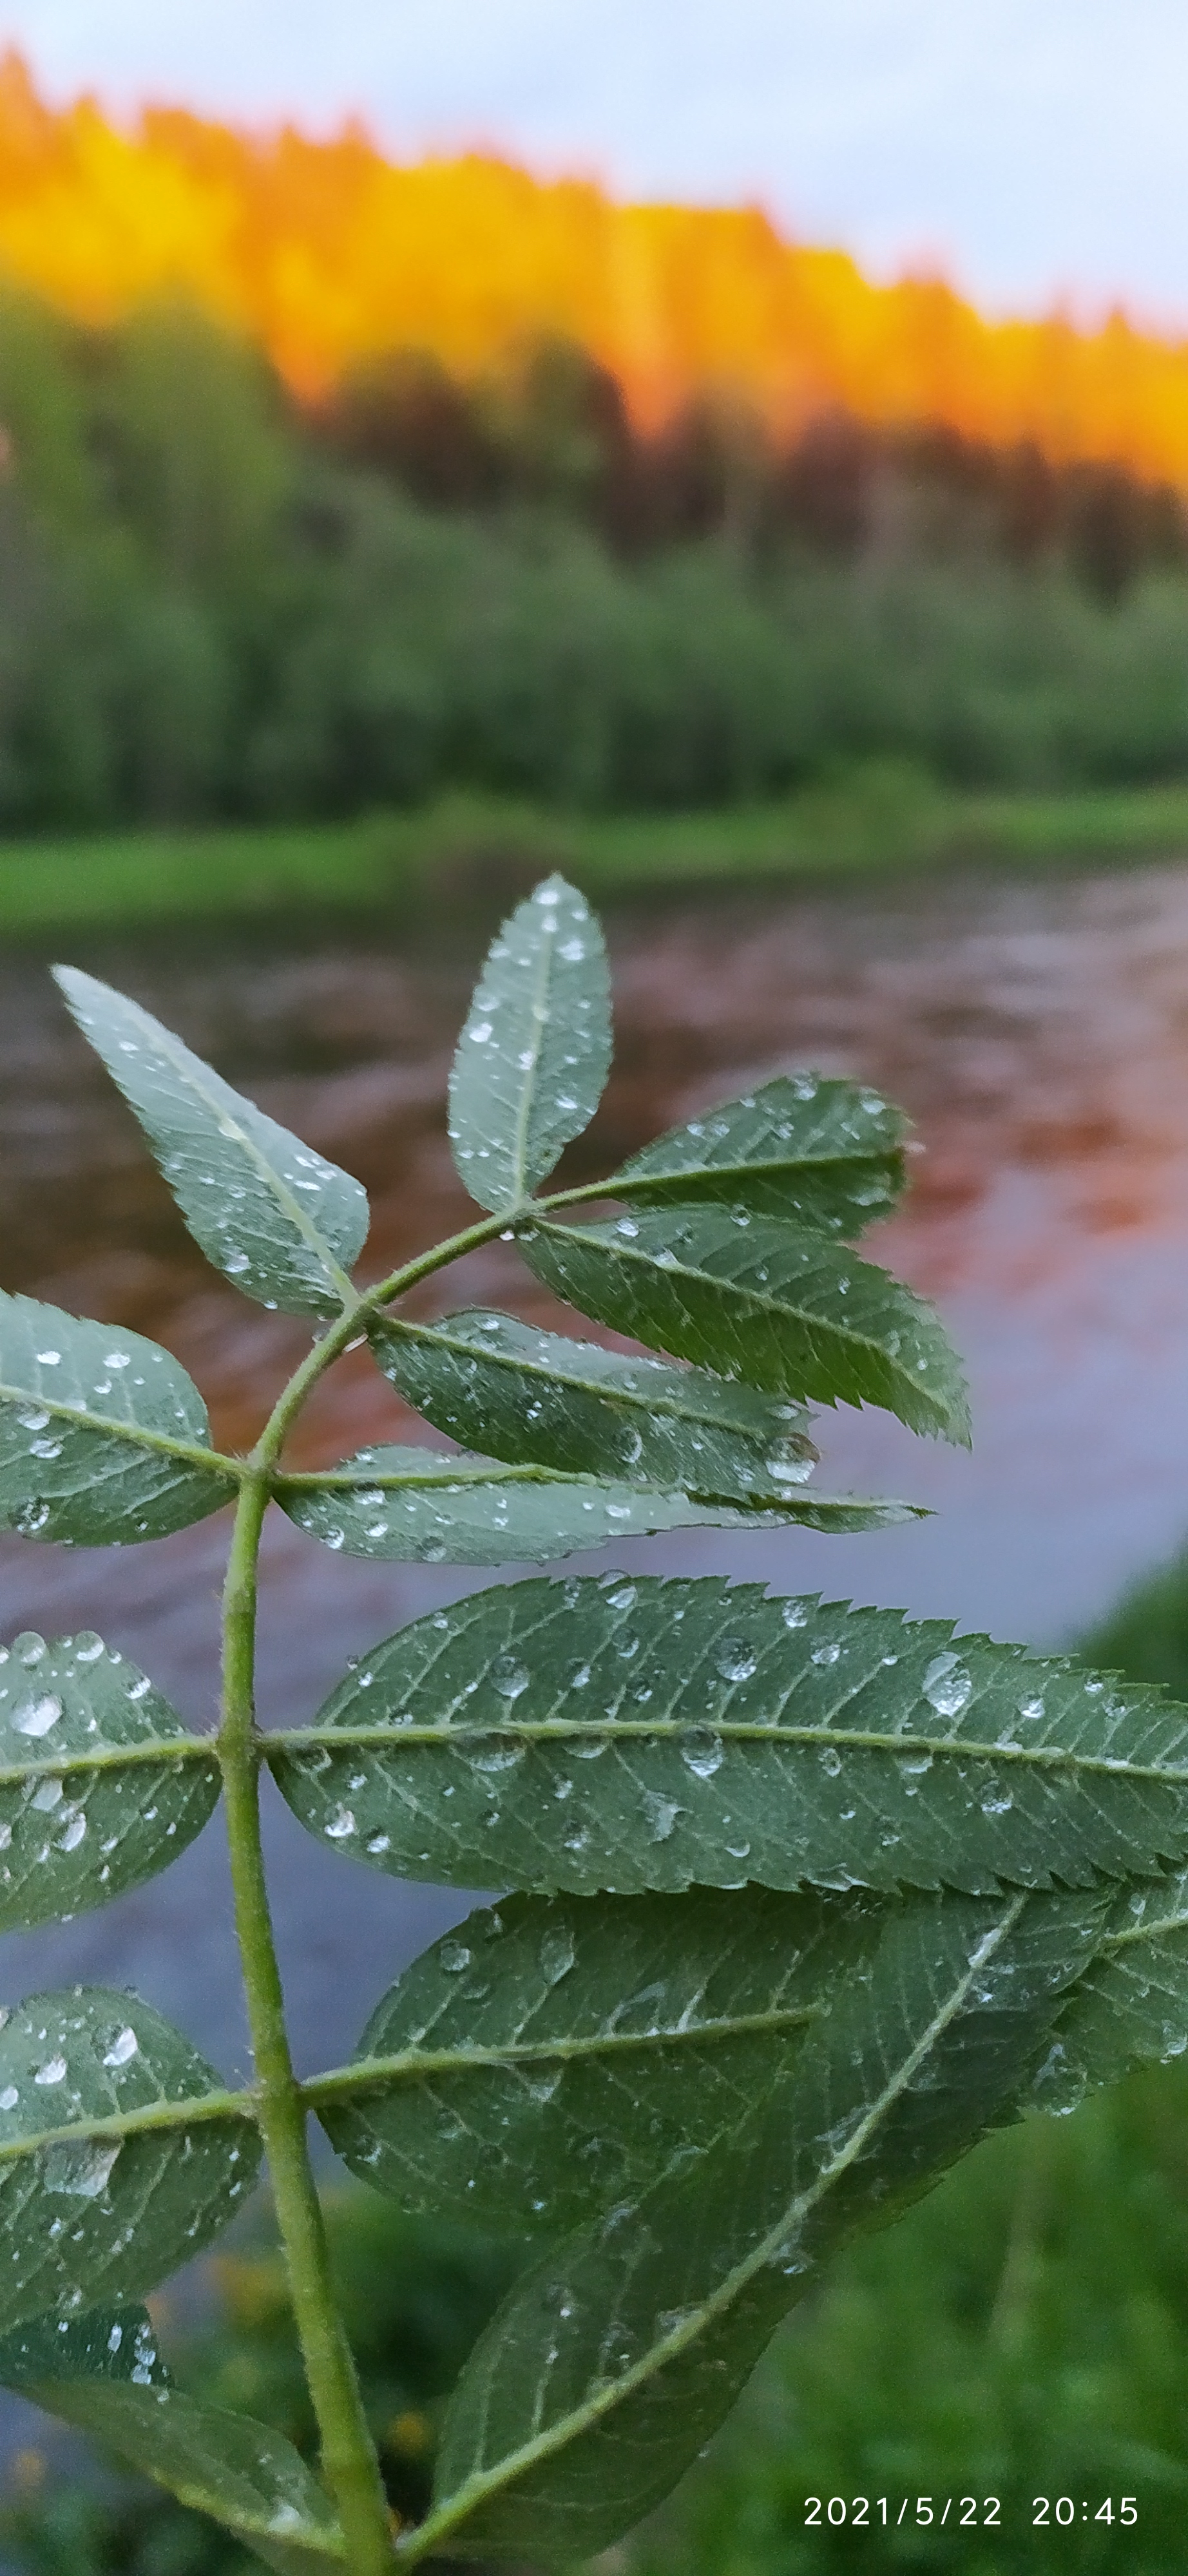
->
xmin=0 ymin=1629 xmax=218 ymax=1931
xmin=0 ymin=1291 xmax=237 ymax=1544
xmin=316 ymin=1887 xmax=885 ymax=2235
xmin=276 ymin=1445 xmax=912 ymax=1567
xmin=448 ymin=877 xmax=611 ymax=1213
xmin=418 ymin=1886 xmax=1106 ymax=2565
xmin=371 ymin=1309 xmax=818 ymax=1504
xmin=609 ymin=1074 xmax=908 ymax=1232
xmin=1029 ymin=1866 xmax=1188 ymax=2112
xmin=0 ymin=1989 xmax=260 ymax=2332
xmin=0 ymin=2307 xmax=344 ymax=2573
xmin=271 ymin=1577 xmax=1188 ymax=1899
xmin=522 ymin=1208 xmax=970 ymax=1445
xmin=54 ymin=967 xmax=369 ymax=1318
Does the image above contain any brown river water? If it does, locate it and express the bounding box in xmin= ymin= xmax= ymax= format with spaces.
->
xmin=3 ymin=862 xmax=1188 ymax=2093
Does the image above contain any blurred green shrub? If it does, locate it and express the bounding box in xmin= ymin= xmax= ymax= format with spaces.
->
xmin=1 ymin=292 xmax=1188 ymax=829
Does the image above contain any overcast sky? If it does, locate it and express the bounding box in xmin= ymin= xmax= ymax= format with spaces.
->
xmin=4 ymin=0 xmax=1183 ymax=323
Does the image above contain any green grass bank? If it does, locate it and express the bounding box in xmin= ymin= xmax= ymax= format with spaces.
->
xmin=6 ymin=770 xmax=1188 ymax=939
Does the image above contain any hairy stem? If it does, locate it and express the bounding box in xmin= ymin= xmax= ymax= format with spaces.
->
xmin=218 ymin=1470 xmax=394 ymax=2571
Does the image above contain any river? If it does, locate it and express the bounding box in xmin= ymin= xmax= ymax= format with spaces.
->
xmin=3 ymin=859 xmax=1188 ymax=2093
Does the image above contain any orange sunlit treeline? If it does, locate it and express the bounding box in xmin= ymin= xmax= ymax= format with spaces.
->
xmin=3 ymin=48 xmax=1188 ymax=484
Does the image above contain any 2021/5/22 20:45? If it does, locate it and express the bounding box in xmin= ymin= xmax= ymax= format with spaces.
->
xmin=803 ymin=2495 xmax=1140 ymax=2526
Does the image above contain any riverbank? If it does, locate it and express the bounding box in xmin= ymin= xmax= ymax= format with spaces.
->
xmin=6 ymin=770 xmax=1188 ymax=936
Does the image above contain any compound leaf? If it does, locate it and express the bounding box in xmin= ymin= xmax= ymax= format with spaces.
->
xmin=0 ymin=1292 xmax=236 ymax=1544
xmin=0 ymin=2306 xmax=343 ymax=2572
xmin=448 ymin=878 xmax=611 ymax=1213
xmin=423 ymin=1886 xmax=1104 ymax=2563
xmin=276 ymin=1446 xmax=911 ymax=1567
xmin=522 ymin=1209 xmax=970 ymax=1445
xmin=0 ymin=1629 xmax=218 ymax=1931
xmin=54 ymin=967 xmax=368 ymax=1318
xmin=270 ymin=1578 xmax=1188 ymax=1899
xmin=0 ymin=1989 xmax=260 ymax=2331
xmin=609 ymin=1075 xmax=908 ymax=1232
xmin=316 ymin=1886 xmax=885 ymax=2235
xmin=371 ymin=1309 xmax=818 ymax=1504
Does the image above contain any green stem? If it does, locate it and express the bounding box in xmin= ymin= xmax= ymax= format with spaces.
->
xmin=218 ymin=1470 xmax=394 ymax=2572
xmin=209 ymin=1193 xmax=586 ymax=2561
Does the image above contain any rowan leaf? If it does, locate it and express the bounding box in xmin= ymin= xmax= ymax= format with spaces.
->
xmin=271 ymin=1578 xmax=1188 ymax=1898
xmin=448 ymin=877 xmax=611 ymax=1212
xmin=315 ymin=1886 xmax=885 ymax=2235
xmin=0 ymin=1989 xmax=259 ymax=2331
xmin=522 ymin=1208 xmax=970 ymax=1444
xmin=371 ymin=1308 xmax=818 ymax=1504
xmin=54 ymin=966 xmax=368 ymax=1318
xmin=423 ymin=1886 xmax=1105 ymax=2563
xmin=609 ymin=1074 xmax=908 ymax=1231
xmin=275 ymin=1446 xmax=910 ymax=1567
xmin=0 ymin=2306 xmax=344 ymax=2571
xmin=0 ymin=1291 xmax=237 ymax=1543
xmin=0 ymin=1629 xmax=218 ymax=1931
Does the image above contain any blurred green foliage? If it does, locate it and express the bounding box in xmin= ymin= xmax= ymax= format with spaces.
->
xmin=0 ymin=2193 xmax=521 ymax=2573
xmin=3 ymin=293 xmax=1188 ymax=829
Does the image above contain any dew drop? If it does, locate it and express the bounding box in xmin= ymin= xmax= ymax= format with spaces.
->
xmin=490 ymin=1655 xmax=530 ymax=1702
xmin=923 ymin=1654 xmax=973 ymax=1719
xmin=540 ymin=1926 xmax=576 ymax=1984
xmin=102 ymin=2026 xmax=139 ymax=2068
xmin=471 ymin=1738 xmax=525 ymax=1774
xmin=44 ymin=2139 xmax=120 ymax=2199
xmin=12 ymin=1694 xmax=62 ymax=1738
xmin=714 ymin=1637 xmax=756 ymax=1684
xmin=680 ymin=1726 xmax=724 ymax=1779
xmin=642 ymin=1790 xmax=680 ymax=1842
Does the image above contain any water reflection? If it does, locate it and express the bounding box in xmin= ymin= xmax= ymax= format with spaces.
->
xmin=4 ymin=861 xmax=1188 ymax=2068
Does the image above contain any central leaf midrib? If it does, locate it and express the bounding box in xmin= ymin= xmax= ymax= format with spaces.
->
xmin=535 ymin=1218 xmax=924 ymax=1372
xmin=383 ymin=1316 xmax=810 ymax=1446
xmin=507 ymin=913 xmax=559 ymax=1208
xmin=305 ymin=2002 xmax=825 ymax=2107
xmin=140 ymin=1013 xmax=355 ymax=1297
xmin=0 ymin=1381 xmax=240 ymax=1479
xmin=271 ymin=1715 xmax=1188 ymax=1788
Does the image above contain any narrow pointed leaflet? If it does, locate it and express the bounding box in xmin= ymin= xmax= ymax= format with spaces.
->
xmin=371 ymin=1307 xmax=819 ymax=1502
xmin=277 ymin=1444 xmax=911 ymax=1566
xmin=607 ymin=1074 xmax=908 ymax=1231
xmin=0 ymin=1628 xmax=218 ymax=1930
xmin=272 ymin=1578 xmax=1188 ymax=1897
xmin=1024 ymin=1862 xmax=1188 ymax=2112
xmin=0 ymin=1989 xmax=259 ymax=2332
xmin=54 ymin=967 xmax=369 ymax=1317
xmin=0 ymin=1292 xmax=237 ymax=1542
xmin=414 ymin=1888 xmax=1105 ymax=2565
xmin=0 ymin=2307 xmax=345 ymax=2572
xmin=316 ymin=1886 xmax=886 ymax=2235
xmin=448 ymin=876 xmax=611 ymax=1212
xmin=522 ymin=1206 xmax=970 ymax=1443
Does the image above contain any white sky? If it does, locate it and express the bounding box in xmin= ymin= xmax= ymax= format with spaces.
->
xmin=3 ymin=0 xmax=1185 ymax=323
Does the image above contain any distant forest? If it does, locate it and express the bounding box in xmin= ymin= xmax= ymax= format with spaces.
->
xmin=3 ymin=290 xmax=1188 ymax=829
